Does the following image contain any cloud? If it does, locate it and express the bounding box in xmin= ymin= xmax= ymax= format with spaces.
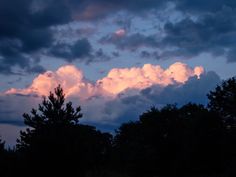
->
xmin=100 ymin=33 xmax=158 ymax=51
xmin=6 ymin=62 xmax=204 ymax=97
xmin=175 ymin=0 xmax=236 ymax=13
xmin=70 ymin=0 xmax=167 ymax=20
xmin=97 ymin=62 xmax=204 ymax=95
xmin=115 ymin=29 xmax=126 ymax=37
xmin=0 ymin=0 xmax=71 ymax=74
xmin=100 ymin=71 xmax=221 ymax=124
xmin=95 ymin=1 xmax=236 ymax=62
xmin=1 ymin=62 xmax=208 ymax=126
xmin=159 ymin=6 xmax=236 ymax=61
xmin=6 ymin=65 xmax=96 ymax=100
xmin=141 ymin=71 xmax=221 ymax=105
xmin=0 ymin=63 xmax=221 ymax=146
xmin=49 ymin=39 xmax=110 ymax=63
xmin=0 ymin=93 xmax=41 ymax=125
xmin=49 ymin=38 xmax=92 ymax=62
xmin=0 ymin=124 xmax=25 ymax=147
xmin=1 ymin=0 xmax=236 ymax=75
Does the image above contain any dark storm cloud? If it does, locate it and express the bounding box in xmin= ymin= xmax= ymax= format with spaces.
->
xmin=95 ymin=0 xmax=236 ymax=62
xmin=50 ymin=38 xmax=92 ymax=62
xmin=49 ymin=39 xmax=110 ymax=63
xmin=163 ymin=1 xmax=236 ymax=62
xmin=159 ymin=6 xmax=236 ymax=61
xmin=140 ymin=51 xmax=160 ymax=59
xmin=1 ymin=0 xmax=236 ymax=74
xmin=70 ymin=0 xmax=167 ymax=20
xmin=0 ymin=0 xmax=71 ymax=74
xmin=175 ymin=0 xmax=236 ymax=13
xmin=100 ymin=33 xmax=158 ymax=51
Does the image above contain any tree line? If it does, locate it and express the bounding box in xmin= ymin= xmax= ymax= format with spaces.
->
xmin=0 ymin=78 xmax=236 ymax=177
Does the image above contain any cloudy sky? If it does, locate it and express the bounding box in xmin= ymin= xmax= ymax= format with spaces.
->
xmin=0 ymin=0 xmax=236 ymax=146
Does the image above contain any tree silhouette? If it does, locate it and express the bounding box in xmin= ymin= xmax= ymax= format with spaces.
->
xmin=0 ymin=137 xmax=6 ymax=175
xmin=16 ymin=85 xmax=112 ymax=177
xmin=207 ymin=77 xmax=236 ymax=176
xmin=208 ymin=77 xmax=236 ymax=127
xmin=0 ymin=80 xmax=235 ymax=177
xmin=0 ymin=137 xmax=17 ymax=177
xmin=0 ymin=137 xmax=4 ymax=153
xmin=113 ymin=103 xmax=226 ymax=177
xmin=17 ymin=85 xmax=82 ymax=150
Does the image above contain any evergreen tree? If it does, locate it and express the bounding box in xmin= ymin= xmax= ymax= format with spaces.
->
xmin=16 ymin=85 xmax=112 ymax=177
xmin=17 ymin=85 xmax=82 ymax=150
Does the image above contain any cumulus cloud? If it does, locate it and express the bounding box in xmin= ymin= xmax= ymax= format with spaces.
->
xmin=2 ymin=62 xmax=208 ymax=125
xmin=6 ymin=62 xmax=204 ymax=98
xmin=97 ymin=62 xmax=204 ymax=95
xmin=6 ymin=65 xmax=96 ymax=100
xmin=102 ymin=71 xmax=221 ymax=124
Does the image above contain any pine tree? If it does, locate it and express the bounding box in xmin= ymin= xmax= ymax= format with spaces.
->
xmin=17 ymin=85 xmax=82 ymax=150
xmin=16 ymin=85 xmax=112 ymax=176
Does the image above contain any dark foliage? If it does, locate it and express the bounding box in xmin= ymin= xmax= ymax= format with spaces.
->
xmin=0 ymin=78 xmax=236 ymax=177
xmin=15 ymin=85 xmax=112 ymax=176
xmin=112 ymin=103 xmax=227 ymax=177
xmin=207 ymin=77 xmax=236 ymax=176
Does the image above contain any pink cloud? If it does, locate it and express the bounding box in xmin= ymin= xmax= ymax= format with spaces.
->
xmin=6 ymin=65 xmax=96 ymax=100
xmin=97 ymin=62 xmax=204 ymax=95
xmin=114 ymin=29 xmax=126 ymax=37
xmin=5 ymin=62 xmax=204 ymax=99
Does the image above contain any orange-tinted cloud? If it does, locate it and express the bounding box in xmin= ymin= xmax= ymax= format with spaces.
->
xmin=5 ymin=62 xmax=204 ymax=99
xmin=97 ymin=62 xmax=204 ymax=95
xmin=115 ymin=29 xmax=126 ymax=37
xmin=6 ymin=65 xmax=95 ymax=99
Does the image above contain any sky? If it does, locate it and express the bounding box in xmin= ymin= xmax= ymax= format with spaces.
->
xmin=0 ymin=0 xmax=236 ymax=146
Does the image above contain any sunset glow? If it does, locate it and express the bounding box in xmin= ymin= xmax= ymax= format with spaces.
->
xmin=0 ymin=0 xmax=235 ymax=149
xmin=6 ymin=62 xmax=204 ymax=98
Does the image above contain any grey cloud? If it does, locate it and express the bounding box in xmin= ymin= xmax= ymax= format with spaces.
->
xmin=0 ymin=0 xmax=71 ymax=74
xmin=160 ymin=7 xmax=236 ymax=61
xmin=49 ymin=39 xmax=110 ymax=63
xmin=96 ymin=1 xmax=236 ymax=62
xmin=140 ymin=51 xmax=160 ymax=59
xmin=0 ymin=94 xmax=41 ymax=126
xmin=100 ymin=33 xmax=158 ymax=51
xmin=105 ymin=6 xmax=236 ymax=62
xmin=49 ymin=38 xmax=92 ymax=62
xmin=141 ymin=71 xmax=221 ymax=105
xmin=227 ymin=48 xmax=236 ymax=62
xmin=91 ymin=71 xmax=221 ymax=125
xmin=175 ymin=0 xmax=236 ymax=13
xmin=2 ymin=0 xmax=236 ymax=72
xmin=70 ymin=0 xmax=167 ymax=20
